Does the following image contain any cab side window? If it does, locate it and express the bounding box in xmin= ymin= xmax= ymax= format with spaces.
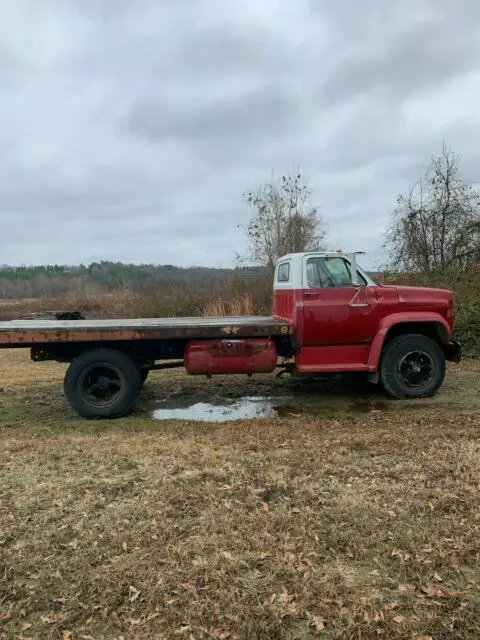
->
xmin=324 ymin=258 xmax=354 ymax=286
xmin=306 ymin=258 xmax=333 ymax=288
xmin=306 ymin=257 xmax=366 ymax=288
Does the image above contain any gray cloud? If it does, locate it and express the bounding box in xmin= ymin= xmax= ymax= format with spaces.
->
xmin=0 ymin=0 xmax=479 ymax=269
xmin=124 ymin=84 xmax=301 ymax=144
xmin=320 ymin=10 xmax=480 ymax=107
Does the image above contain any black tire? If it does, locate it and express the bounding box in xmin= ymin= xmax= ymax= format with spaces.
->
xmin=139 ymin=369 xmax=149 ymax=384
xmin=64 ymin=349 xmax=142 ymax=419
xmin=380 ymin=334 xmax=445 ymax=399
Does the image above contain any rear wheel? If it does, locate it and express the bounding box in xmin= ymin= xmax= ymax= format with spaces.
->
xmin=380 ymin=334 xmax=445 ymax=399
xmin=64 ymin=349 xmax=142 ymax=418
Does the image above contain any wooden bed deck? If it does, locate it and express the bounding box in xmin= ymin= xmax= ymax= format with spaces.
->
xmin=0 ymin=316 xmax=292 ymax=346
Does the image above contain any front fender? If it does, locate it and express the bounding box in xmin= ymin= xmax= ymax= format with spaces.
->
xmin=367 ymin=312 xmax=451 ymax=371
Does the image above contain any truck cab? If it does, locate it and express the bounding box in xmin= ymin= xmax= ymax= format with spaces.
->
xmin=272 ymin=251 xmax=460 ymax=397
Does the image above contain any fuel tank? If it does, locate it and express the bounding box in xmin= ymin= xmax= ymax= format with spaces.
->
xmin=184 ymin=338 xmax=277 ymax=376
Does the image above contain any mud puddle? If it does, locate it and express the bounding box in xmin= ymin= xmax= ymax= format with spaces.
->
xmin=152 ymin=396 xmax=291 ymax=422
xmin=151 ymin=393 xmax=396 ymax=422
xmin=149 ymin=366 xmax=479 ymax=423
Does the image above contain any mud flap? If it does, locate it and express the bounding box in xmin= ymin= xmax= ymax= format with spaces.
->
xmin=444 ymin=340 xmax=461 ymax=363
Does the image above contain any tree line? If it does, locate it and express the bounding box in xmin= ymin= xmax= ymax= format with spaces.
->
xmin=0 ymin=263 xmax=264 ymax=300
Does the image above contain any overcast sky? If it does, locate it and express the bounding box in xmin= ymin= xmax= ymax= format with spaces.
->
xmin=1 ymin=0 xmax=479 ymax=269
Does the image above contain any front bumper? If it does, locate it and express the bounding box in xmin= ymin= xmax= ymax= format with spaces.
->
xmin=444 ymin=340 xmax=461 ymax=363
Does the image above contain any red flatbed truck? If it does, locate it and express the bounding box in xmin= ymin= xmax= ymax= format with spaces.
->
xmin=0 ymin=251 xmax=460 ymax=419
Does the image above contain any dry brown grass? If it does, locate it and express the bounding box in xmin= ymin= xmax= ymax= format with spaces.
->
xmin=203 ymin=295 xmax=254 ymax=317
xmin=0 ymin=350 xmax=479 ymax=639
xmin=1 ymin=291 xmax=259 ymax=321
xmin=0 ymin=349 xmax=65 ymax=389
xmin=0 ymin=292 xmax=136 ymax=320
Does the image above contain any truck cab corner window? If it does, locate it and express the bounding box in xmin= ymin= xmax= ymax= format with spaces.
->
xmin=277 ymin=262 xmax=290 ymax=283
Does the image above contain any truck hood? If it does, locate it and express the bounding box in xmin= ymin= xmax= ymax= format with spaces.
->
xmin=380 ymin=284 xmax=454 ymax=307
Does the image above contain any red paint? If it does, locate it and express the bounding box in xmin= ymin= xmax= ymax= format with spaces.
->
xmin=271 ymin=281 xmax=456 ymax=372
xmin=298 ymin=285 xmax=380 ymax=346
xmin=296 ymin=345 xmax=370 ymax=373
xmin=184 ymin=338 xmax=277 ymax=376
xmin=272 ymin=289 xmax=296 ymax=323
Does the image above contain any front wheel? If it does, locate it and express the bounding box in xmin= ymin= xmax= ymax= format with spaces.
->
xmin=380 ymin=334 xmax=446 ymax=399
xmin=139 ymin=368 xmax=149 ymax=384
xmin=64 ymin=349 xmax=142 ymax=418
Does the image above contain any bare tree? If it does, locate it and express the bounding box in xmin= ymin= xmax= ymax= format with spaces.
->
xmin=242 ymin=171 xmax=326 ymax=274
xmin=385 ymin=145 xmax=480 ymax=273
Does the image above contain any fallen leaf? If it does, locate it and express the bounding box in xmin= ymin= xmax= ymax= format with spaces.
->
xmin=145 ymin=612 xmax=159 ymax=622
xmin=391 ymin=548 xmax=410 ymax=562
xmin=40 ymin=614 xmax=56 ymax=624
xmin=310 ymin=615 xmax=326 ymax=632
xmin=209 ymin=629 xmax=231 ymax=639
xmin=393 ymin=615 xmax=405 ymax=625
xmin=261 ymin=502 xmax=269 ymax=512
xmin=122 ymin=541 xmax=128 ymax=552
xmin=129 ymin=585 xmax=141 ymax=602
xmin=221 ymin=551 xmax=235 ymax=562
xmin=433 ymin=572 xmax=443 ymax=582
xmin=174 ymin=625 xmax=191 ymax=635
xmin=279 ymin=591 xmax=294 ymax=605
xmin=257 ymin=552 xmax=272 ymax=561
xmin=68 ymin=539 xmax=79 ymax=550
xmin=421 ymin=584 xmax=443 ymax=598
xmin=62 ymin=631 xmax=72 ymax=640
xmin=383 ymin=600 xmax=400 ymax=610
xmin=21 ymin=623 xmax=33 ymax=631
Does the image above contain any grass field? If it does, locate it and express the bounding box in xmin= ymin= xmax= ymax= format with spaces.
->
xmin=0 ymin=349 xmax=479 ymax=639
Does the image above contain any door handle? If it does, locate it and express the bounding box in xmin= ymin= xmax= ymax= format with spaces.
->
xmin=304 ymin=292 xmax=319 ymax=299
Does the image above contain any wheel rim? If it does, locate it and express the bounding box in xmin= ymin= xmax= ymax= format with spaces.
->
xmin=398 ymin=350 xmax=435 ymax=389
xmin=78 ymin=364 xmax=124 ymax=408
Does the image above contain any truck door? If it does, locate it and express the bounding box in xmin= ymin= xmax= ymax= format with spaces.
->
xmin=300 ymin=255 xmax=378 ymax=346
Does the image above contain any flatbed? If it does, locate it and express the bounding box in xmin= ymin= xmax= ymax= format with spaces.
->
xmin=0 ymin=316 xmax=291 ymax=346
